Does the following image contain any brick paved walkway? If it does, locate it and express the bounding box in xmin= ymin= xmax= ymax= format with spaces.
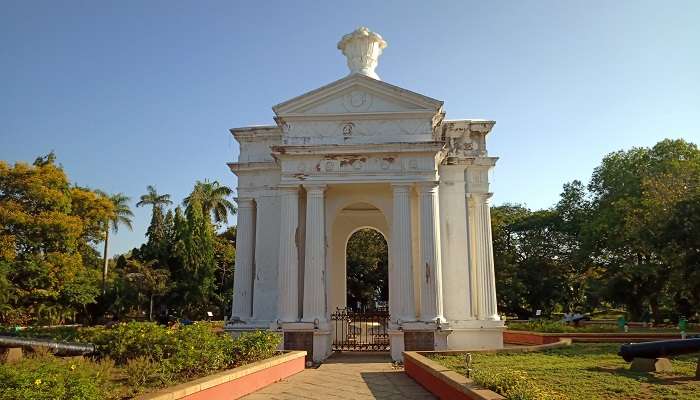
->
xmin=242 ymin=352 xmax=436 ymax=400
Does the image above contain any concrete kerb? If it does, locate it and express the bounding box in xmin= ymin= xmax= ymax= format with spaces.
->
xmin=137 ymin=350 xmax=306 ymax=400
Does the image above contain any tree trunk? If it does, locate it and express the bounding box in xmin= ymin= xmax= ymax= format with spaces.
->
xmin=102 ymin=229 xmax=110 ymax=296
xmin=650 ymin=298 xmax=661 ymax=324
xmin=149 ymin=294 xmax=154 ymax=321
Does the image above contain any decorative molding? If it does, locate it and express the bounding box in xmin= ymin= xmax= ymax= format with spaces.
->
xmin=337 ymin=27 xmax=387 ymax=80
xmin=228 ymin=162 xmax=279 ymax=173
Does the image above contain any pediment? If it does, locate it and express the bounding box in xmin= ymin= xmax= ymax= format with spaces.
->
xmin=273 ymin=74 xmax=443 ymax=117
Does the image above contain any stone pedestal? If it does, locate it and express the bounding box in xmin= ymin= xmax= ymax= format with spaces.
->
xmin=278 ymin=322 xmax=332 ymax=363
xmin=388 ymin=321 xmax=450 ymax=361
xmin=444 ymin=320 xmax=505 ymax=350
xmin=630 ymin=357 xmax=673 ymax=373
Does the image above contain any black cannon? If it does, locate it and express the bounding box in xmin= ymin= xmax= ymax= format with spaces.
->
xmin=618 ymin=338 xmax=700 ymax=362
xmin=0 ymin=335 xmax=95 ymax=356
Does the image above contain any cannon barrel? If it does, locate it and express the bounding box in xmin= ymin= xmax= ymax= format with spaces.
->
xmin=0 ymin=335 xmax=95 ymax=356
xmin=618 ymin=338 xmax=700 ymax=362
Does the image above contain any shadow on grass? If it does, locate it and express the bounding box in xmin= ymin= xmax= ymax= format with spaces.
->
xmin=586 ymin=366 xmax=691 ymax=386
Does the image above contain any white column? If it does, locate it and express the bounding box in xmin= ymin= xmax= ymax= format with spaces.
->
xmin=471 ymin=192 xmax=500 ymax=320
xmin=418 ymin=182 xmax=444 ymax=322
xmin=438 ymin=166 xmax=474 ymax=321
xmin=302 ymin=184 xmax=327 ymax=323
xmin=277 ymin=186 xmax=300 ymax=322
xmin=231 ymin=197 xmax=255 ymax=321
xmin=467 ymin=194 xmax=479 ymax=319
xmin=391 ymin=183 xmax=416 ymax=322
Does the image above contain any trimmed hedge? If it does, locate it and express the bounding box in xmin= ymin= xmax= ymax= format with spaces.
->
xmin=0 ymin=322 xmax=281 ymax=399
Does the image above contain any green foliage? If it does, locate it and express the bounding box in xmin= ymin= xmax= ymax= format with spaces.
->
xmin=506 ymin=320 xmax=618 ymax=333
xmin=125 ymin=356 xmax=160 ymax=388
xmin=0 ymin=351 xmax=119 ymax=400
xmin=471 ymin=369 xmax=559 ymax=400
xmin=493 ymin=139 xmax=700 ymax=322
xmin=183 ymin=179 xmax=237 ymax=225
xmin=229 ymin=330 xmax=282 ymax=366
xmin=83 ymin=322 xmax=280 ymax=381
xmin=0 ymin=155 xmax=112 ymax=324
xmin=0 ymin=323 xmax=281 ymax=398
xmin=345 ymin=228 xmax=388 ymax=310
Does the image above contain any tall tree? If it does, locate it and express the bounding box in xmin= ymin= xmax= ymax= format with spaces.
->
xmin=137 ymin=185 xmax=172 ymax=261
xmin=182 ymin=197 xmax=216 ymax=316
xmin=0 ymin=154 xmax=112 ymax=324
xmin=183 ymin=180 xmax=236 ymax=225
xmin=136 ymin=185 xmax=173 ymax=211
xmin=587 ymin=139 xmax=700 ymax=320
xmin=98 ymin=192 xmax=133 ymax=295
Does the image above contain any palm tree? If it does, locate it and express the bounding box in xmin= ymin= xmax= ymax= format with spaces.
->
xmin=101 ymin=192 xmax=134 ymax=295
xmin=136 ymin=185 xmax=173 ymax=211
xmin=183 ymin=180 xmax=237 ymax=225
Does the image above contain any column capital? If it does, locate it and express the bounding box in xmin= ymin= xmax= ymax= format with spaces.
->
xmin=303 ymin=183 xmax=327 ymax=193
xmin=235 ymin=197 xmax=255 ymax=208
xmin=391 ymin=182 xmax=413 ymax=193
xmin=467 ymin=192 xmax=493 ymax=201
xmin=278 ymin=185 xmax=300 ymax=195
xmin=416 ymin=181 xmax=440 ymax=193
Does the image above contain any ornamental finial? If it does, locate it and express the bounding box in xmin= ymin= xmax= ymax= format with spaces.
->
xmin=337 ymin=27 xmax=387 ymax=80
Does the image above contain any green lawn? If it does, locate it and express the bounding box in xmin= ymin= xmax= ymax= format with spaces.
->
xmin=430 ymin=344 xmax=700 ymax=400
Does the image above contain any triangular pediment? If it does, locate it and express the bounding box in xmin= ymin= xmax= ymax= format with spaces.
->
xmin=273 ymin=74 xmax=443 ymax=117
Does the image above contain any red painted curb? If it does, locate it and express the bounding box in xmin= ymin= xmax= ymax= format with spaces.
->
xmin=405 ymin=357 xmax=472 ymax=400
xmin=185 ymin=356 xmax=306 ymax=400
xmin=504 ymin=330 xmax=689 ymax=345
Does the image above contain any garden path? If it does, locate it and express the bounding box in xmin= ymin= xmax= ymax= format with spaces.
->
xmin=242 ymin=352 xmax=436 ymax=400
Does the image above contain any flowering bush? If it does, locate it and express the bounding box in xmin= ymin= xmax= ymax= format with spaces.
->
xmin=0 ymin=322 xmax=282 ymax=397
xmin=0 ymin=351 xmax=121 ymax=400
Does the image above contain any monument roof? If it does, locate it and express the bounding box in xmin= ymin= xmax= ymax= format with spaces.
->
xmin=272 ymin=73 xmax=443 ymax=117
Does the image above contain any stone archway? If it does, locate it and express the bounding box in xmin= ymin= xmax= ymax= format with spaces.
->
xmin=328 ymin=199 xmax=391 ymax=316
xmin=345 ymin=226 xmax=388 ymax=312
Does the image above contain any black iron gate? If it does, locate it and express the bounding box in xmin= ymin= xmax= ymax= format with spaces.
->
xmin=331 ymin=307 xmax=390 ymax=351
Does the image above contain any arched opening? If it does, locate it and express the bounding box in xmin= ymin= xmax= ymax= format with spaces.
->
xmin=330 ymin=199 xmax=391 ymax=352
xmin=345 ymin=227 xmax=388 ymax=312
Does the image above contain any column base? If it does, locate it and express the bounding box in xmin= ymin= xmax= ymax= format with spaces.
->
xmin=443 ymin=319 xmax=505 ymax=350
xmin=388 ymin=322 xmax=451 ymax=362
xmin=275 ymin=322 xmax=332 ymax=364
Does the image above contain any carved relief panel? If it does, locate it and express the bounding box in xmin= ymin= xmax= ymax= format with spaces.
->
xmin=282 ymin=119 xmax=434 ymax=145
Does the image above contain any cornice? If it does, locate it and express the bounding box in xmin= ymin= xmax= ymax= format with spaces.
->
xmin=229 ymin=126 xmax=282 ymax=142
xmin=271 ymin=142 xmax=445 ymax=157
xmin=227 ymin=161 xmax=279 ymax=174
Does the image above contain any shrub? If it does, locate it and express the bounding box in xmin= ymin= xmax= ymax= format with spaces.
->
xmin=125 ymin=356 xmax=160 ymax=388
xmin=0 ymin=352 xmax=118 ymax=400
xmin=507 ymin=320 xmax=618 ymax=333
xmin=162 ymin=323 xmax=234 ymax=380
xmin=0 ymin=322 xmax=283 ymax=396
xmin=230 ymin=330 xmax=281 ymax=366
xmin=87 ymin=322 xmax=176 ymax=364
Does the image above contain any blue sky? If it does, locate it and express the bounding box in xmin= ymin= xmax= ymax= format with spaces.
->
xmin=2 ymin=1 xmax=698 ymax=256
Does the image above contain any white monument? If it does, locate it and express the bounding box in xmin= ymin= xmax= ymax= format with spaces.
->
xmin=226 ymin=27 xmax=504 ymax=361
